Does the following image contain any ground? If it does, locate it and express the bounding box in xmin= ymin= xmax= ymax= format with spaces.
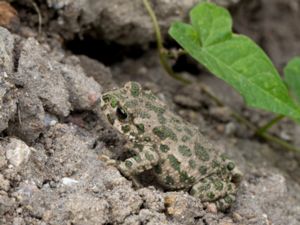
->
xmin=0 ymin=0 xmax=300 ymax=225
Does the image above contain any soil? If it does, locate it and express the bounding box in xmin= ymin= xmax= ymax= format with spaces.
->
xmin=1 ymin=0 xmax=300 ymax=225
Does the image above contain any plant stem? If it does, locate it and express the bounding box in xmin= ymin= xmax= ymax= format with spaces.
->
xmin=259 ymin=132 xmax=300 ymax=153
xmin=142 ymin=0 xmax=190 ymax=84
xmin=30 ymin=0 xmax=42 ymax=35
xmin=256 ymin=115 xmax=285 ymax=135
xmin=199 ymin=84 xmax=300 ymax=153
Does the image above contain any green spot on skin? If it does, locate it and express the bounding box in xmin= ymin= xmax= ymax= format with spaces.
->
xmin=198 ymin=166 xmax=207 ymax=175
xmin=198 ymin=183 xmax=211 ymax=192
xmin=220 ymin=153 xmax=229 ymax=161
xmin=207 ymin=192 xmax=215 ymax=200
xmin=136 ymin=124 xmax=145 ymax=133
xmin=125 ymin=160 xmax=133 ymax=168
xmin=133 ymin=155 xmax=142 ymax=162
xmin=188 ymin=159 xmax=196 ymax=169
xmin=145 ymin=102 xmax=165 ymax=114
xmin=153 ymin=126 xmax=177 ymax=141
xmin=168 ymin=155 xmax=181 ymax=171
xmin=139 ymin=111 xmax=151 ymax=119
xmin=134 ymin=143 xmax=144 ymax=151
xmin=121 ymin=125 xmax=130 ymax=133
xmin=170 ymin=117 xmax=181 ymax=123
xmin=179 ymin=171 xmax=189 ymax=183
xmin=178 ymin=145 xmax=192 ymax=157
xmin=110 ymin=96 xmax=118 ymax=108
xmin=181 ymin=135 xmax=190 ymax=142
xmin=158 ymin=113 xmax=167 ymax=124
xmin=145 ymin=152 xmax=155 ymax=161
xmin=224 ymin=195 xmax=234 ymax=204
xmin=174 ymin=125 xmax=183 ymax=132
xmin=227 ymin=162 xmax=235 ymax=171
xmin=160 ymin=144 xmax=170 ymax=153
xmin=212 ymin=160 xmax=220 ymax=168
xmin=216 ymin=166 xmax=227 ymax=177
xmin=124 ymin=99 xmax=139 ymax=108
xmin=102 ymin=94 xmax=111 ymax=103
xmin=180 ymin=171 xmax=195 ymax=184
xmin=130 ymin=82 xmax=140 ymax=97
xmin=143 ymin=91 xmax=157 ymax=100
xmin=154 ymin=164 xmax=162 ymax=174
xmin=194 ymin=144 xmax=210 ymax=161
xmin=165 ymin=176 xmax=175 ymax=185
xmin=213 ymin=180 xmax=224 ymax=191
xmin=152 ymin=143 xmax=158 ymax=150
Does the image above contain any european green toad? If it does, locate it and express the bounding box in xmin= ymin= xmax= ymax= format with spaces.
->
xmin=101 ymin=82 xmax=242 ymax=211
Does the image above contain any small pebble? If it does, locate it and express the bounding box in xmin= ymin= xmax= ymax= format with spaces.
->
xmin=5 ymin=138 xmax=32 ymax=167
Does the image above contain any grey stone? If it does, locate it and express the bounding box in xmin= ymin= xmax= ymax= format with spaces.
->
xmin=0 ymin=27 xmax=14 ymax=74
xmin=15 ymin=38 xmax=71 ymax=117
xmin=5 ymin=138 xmax=32 ymax=167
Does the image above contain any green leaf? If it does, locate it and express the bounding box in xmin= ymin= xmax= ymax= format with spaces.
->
xmin=169 ymin=2 xmax=300 ymax=121
xmin=284 ymin=57 xmax=300 ymax=103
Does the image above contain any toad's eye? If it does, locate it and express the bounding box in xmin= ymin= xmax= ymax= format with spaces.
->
xmin=116 ymin=107 xmax=128 ymax=120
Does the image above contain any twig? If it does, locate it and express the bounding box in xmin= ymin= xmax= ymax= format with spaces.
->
xmin=30 ymin=0 xmax=42 ymax=35
xmin=256 ymin=115 xmax=285 ymax=135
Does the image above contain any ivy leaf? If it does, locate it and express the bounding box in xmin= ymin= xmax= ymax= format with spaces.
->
xmin=284 ymin=57 xmax=300 ymax=103
xmin=169 ymin=2 xmax=300 ymax=122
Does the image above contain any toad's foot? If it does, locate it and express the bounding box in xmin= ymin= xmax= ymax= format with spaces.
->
xmin=99 ymin=154 xmax=117 ymax=166
xmin=190 ymin=175 xmax=237 ymax=211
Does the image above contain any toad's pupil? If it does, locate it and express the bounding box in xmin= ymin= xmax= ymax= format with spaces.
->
xmin=116 ymin=107 xmax=128 ymax=120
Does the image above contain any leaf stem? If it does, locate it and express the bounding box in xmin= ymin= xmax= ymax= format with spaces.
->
xmin=199 ymin=83 xmax=300 ymax=152
xmin=30 ymin=0 xmax=42 ymax=35
xmin=142 ymin=0 xmax=190 ymax=84
xmin=256 ymin=115 xmax=285 ymax=135
xmin=259 ymin=132 xmax=300 ymax=153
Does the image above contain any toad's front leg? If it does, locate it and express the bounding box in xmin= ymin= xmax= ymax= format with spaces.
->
xmin=118 ymin=147 xmax=159 ymax=186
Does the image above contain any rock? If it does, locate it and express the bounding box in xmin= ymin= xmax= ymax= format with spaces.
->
xmin=0 ymin=174 xmax=10 ymax=191
xmin=0 ymin=27 xmax=14 ymax=73
xmin=235 ymin=169 xmax=300 ymax=225
xmin=5 ymin=138 xmax=32 ymax=167
xmin=0 ymin=2 xmax=20 ymax=32
xmin=164 ymin=192 xmax=205 ymax=225
xmin=61 ymin=56 xmax=102 ymax=110
xmin=65 ymin=193 xmax=110 ymax=225
xmin=14 ymin=38 xmax=71 ymax=117
xmin=61 ymin=177 xmax=79 ymax=186
xmin=0 ymin=193 xmax=15 ymax=217
xmin=212 ymin=0 xmax=240 ymax=7
xmin=78 ymin=55 xmax=116 ymax=91
xmin=0 ymin=75 xmax=17 ymax=133
xmin=138 ymin=187 xmax=165 ymax=212
xmin=124 ymin=209 xmax=170 ymax=225
xmin=7 ymin=91 xmax=45 ymax=143
xmin=46 ymin=0 xmax=199 ymax=45
xmin=105 ymin=186 xmax=143 ymax=224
